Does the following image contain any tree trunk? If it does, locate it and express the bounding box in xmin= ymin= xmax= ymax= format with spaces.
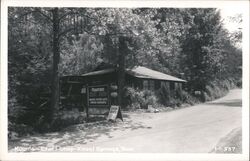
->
xmin=117 ymin=36 xmax=126 ymax=109
xmin=50 ymin=8 xmax=60 ymax=121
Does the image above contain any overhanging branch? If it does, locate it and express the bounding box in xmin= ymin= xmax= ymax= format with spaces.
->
xmin=13 ymin=8 xmax=53 ymax=25
xmin=34 ymin=8 xmax=53 ymax=22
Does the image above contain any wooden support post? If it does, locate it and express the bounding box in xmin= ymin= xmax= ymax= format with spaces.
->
xmin=86 ymin=84 xmax=89 ymax=121
xmin=50 ymin=7 xmax=60 ymax=122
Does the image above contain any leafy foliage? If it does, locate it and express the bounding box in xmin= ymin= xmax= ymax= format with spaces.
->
xmin=124 ymin=87 xmax=158 ymax=109
xmin=179 ymin=9 xmax=241 ymax=97
xmin=60 ymin=33 xmax=103 ymax=75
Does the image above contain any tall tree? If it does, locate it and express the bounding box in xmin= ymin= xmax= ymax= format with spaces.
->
xmin=180 ymin=9 xmax=225 ymax=95
xmin=88 ymin=8 xmax=154 ymax=107
xmin=8 ymin=7 xmax=53 ymax=126
xmin=8 ymin=7 xmax=97 ymax=122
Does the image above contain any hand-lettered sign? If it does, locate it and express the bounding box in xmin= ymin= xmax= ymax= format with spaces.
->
xmin=88 ymin=85 xmax=109 ymax=106
xmin=107 ymin=105 xmax=123 ymax=121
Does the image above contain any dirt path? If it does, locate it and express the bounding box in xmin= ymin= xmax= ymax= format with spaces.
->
xmin=9 ymin=89 xmax=242 ymax=153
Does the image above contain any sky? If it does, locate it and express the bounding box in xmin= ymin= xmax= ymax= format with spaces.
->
xmin=219 ymin=7 xmax=243 ymax=33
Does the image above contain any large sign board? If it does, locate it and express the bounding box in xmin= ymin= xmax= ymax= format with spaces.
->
xmin=88 ymin=85 xmax=109 ymax=107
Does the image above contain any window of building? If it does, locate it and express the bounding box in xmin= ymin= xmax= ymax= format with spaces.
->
xmin=175 ymin=83 xmax=182 ymax=90
xmin=155 ymin=80 xmax=160 ymax=89
xmin=149 ymin=80 xmax=154 ymax=90
xmin=143 ymin=80 xmax=149 ymax=90
xmin=160 ymin=81 xmax=165 ymax=88
xmin=170 ymin=82 xmax=175 ymax=90
xmin=143 ymin=80 xmax=155 ymax=90
xmin=175 ymin=82 xmax=179 ymax=90
xmin=161 ymin=81 xmax=170 ymax=89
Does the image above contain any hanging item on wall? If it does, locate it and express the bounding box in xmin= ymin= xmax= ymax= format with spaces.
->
xmin=110 ymin=84 xmax=118 ymax=98
xmin=81 ymin=86 xmax=86 ymax=94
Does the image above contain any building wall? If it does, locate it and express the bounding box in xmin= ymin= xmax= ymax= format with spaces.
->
xmin=60 ymin=72 xmax=185 ymax=110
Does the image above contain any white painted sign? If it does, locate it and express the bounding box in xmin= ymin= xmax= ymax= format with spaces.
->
xmin=107 ymin=105 xmax=123 ymax=121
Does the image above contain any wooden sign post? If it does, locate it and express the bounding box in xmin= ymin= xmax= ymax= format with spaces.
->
xmin=107 ymin=105 xmax=123 ymax=121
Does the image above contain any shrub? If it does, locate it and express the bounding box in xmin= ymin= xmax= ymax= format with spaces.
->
xmin=147 ymin=95 xmax=158 ymax=106
xmin=156 ymin=83 xmax=170 ymax=106
xmin=124 ymin=87 xmax=158 ymax=109
xmin=168 ymin=98 xmax=181 ymax=107
xmin=8 ymin=97 xmax=36 ymax=138
xmin=181 ymin=90 xmax=199 ymax=105
xmin=236 ymin=78 xmax=242 ymax=88
xmin=8 ymin=97 xmax=26 ymax=126
xmin=156 ymin=83 xmax=185 ymax=108
xmin=203 ymin=79 xmax=237 ymax=102
xmin=47 ymin=108 xmax=85 ymax=132
xmin=8 ymin=122 xmax=34 ymax=139
xmin=17 ymin=101 xmax=52 ymax=132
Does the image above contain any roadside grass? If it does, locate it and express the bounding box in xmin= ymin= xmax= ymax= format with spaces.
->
xmin=210 ymin=127 xmax=242 ymax=153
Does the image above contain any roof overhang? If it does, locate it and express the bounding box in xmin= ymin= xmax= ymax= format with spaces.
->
xmin=61 ymin=66 xmax=187 ymax=83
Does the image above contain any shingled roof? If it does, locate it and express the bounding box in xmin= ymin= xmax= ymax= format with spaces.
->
xmin=81 ymin=68 xmax=115 ymax=76
xmin=81 ymin=66 xmax=186 ymax=82
xmin=127 ymin=66 xmax=186 ymax=82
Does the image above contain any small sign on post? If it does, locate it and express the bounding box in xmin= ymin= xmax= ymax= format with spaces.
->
xmin=107 ymin=105 xmax=123 ymax=121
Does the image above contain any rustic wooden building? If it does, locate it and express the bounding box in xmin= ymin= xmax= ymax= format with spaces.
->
xmin=60 ymin=66 xmax=186 ymax=112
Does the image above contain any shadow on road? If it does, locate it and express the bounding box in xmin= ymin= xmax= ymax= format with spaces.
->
xmin=9 ymin=113 xmax=152 ymax=152
xmin=205 ymin=99 xmax=242 ymax=107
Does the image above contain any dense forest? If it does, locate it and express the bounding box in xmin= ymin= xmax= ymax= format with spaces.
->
xmin=8 ymin=8 xmax=242 ymax=136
